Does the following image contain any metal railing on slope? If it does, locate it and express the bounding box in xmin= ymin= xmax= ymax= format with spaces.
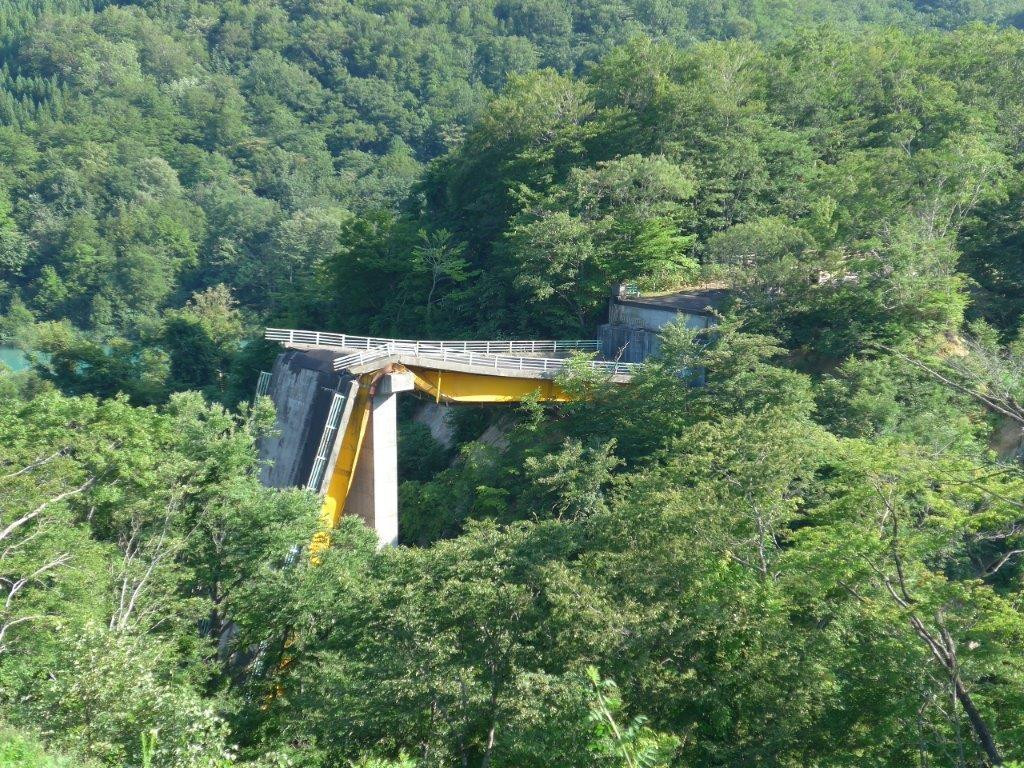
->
xmin=254 ymin=370 xmax=272 ymax=399
xmin=306 ymin=390 xmax=348 ymax=493
xmin=265 ymin=328 xmax=600 ymax=356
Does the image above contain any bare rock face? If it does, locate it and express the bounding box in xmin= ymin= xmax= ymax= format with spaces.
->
xmin=411 ymin=401 xmax=455 ymax=448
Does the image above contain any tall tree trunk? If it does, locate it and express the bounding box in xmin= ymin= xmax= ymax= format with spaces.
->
xmin=904 ymin=612 xmax=1003 ymax=765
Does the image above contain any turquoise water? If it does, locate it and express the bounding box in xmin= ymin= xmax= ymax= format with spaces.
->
xmin=0 ymin=345 xmax=30 ymax=372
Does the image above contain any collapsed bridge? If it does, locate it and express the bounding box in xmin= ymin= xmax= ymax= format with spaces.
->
xmin=256 ymin=328 xmax=638 ymax=551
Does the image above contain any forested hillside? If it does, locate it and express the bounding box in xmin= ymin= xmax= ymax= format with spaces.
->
xmin=1 ymin=0 xmax=1024 ymax=392
xmin=5 ymin=1 xmax=1024 ymax=767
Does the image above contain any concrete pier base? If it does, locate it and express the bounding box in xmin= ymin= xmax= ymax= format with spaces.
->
xmin=346 ymin=372 xmax=414 ymax=547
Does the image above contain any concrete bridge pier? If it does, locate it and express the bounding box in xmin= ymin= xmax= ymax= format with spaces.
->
xmin=346 ymin=372 xmax=414 ymax=547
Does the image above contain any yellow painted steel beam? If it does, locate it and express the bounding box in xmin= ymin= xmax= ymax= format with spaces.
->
xmin=404 ymin=366 xmax=571 ymax=402
xmin=293 ymin=360 xmax=590 ymax=690
xmin=310 ymin=373 xmax=374 ymax=560
xmin=312 ymin=365 xmax=571 ymax=555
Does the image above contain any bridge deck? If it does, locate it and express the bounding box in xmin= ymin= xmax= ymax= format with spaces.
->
xmin=266 ymin=328 xmax=638 ymax=381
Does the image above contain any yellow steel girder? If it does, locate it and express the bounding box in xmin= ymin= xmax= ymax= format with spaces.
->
xmin=310 ymin=373 xmax=373 ymax=560
xmin=403 ymin=365 xmax=571 ymax=403
xmin=312 ymin=365 xmax=569 ymax=555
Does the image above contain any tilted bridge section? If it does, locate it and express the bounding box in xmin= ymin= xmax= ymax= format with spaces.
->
xmin=259 ymin=328 xmax=638 ymax=552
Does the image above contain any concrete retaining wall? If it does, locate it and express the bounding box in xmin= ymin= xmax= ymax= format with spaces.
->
xmin=598 ymin=324 xmax=661 ymax=363
xmin=258 ymin=349 xmax=351 ymax=489
xmin=608 ymin=303 xmax=714 ymax=332
xmin=600 ymin=311 xmax=716 ymax=363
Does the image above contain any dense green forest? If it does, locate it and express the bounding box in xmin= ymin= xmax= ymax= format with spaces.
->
xmin=6 ymin=0 xmax=1024 ymax=766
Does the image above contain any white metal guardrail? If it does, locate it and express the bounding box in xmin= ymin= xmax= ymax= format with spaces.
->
xmin=330 ymin=341 xmax=637 ymax=377
xmin=266 ymin=328 xmax=638 ymax=378
xmin=330 ymin=346 xmax=397 ymax=370
xmin=266 ymin=328 xmax=600 ymax=356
